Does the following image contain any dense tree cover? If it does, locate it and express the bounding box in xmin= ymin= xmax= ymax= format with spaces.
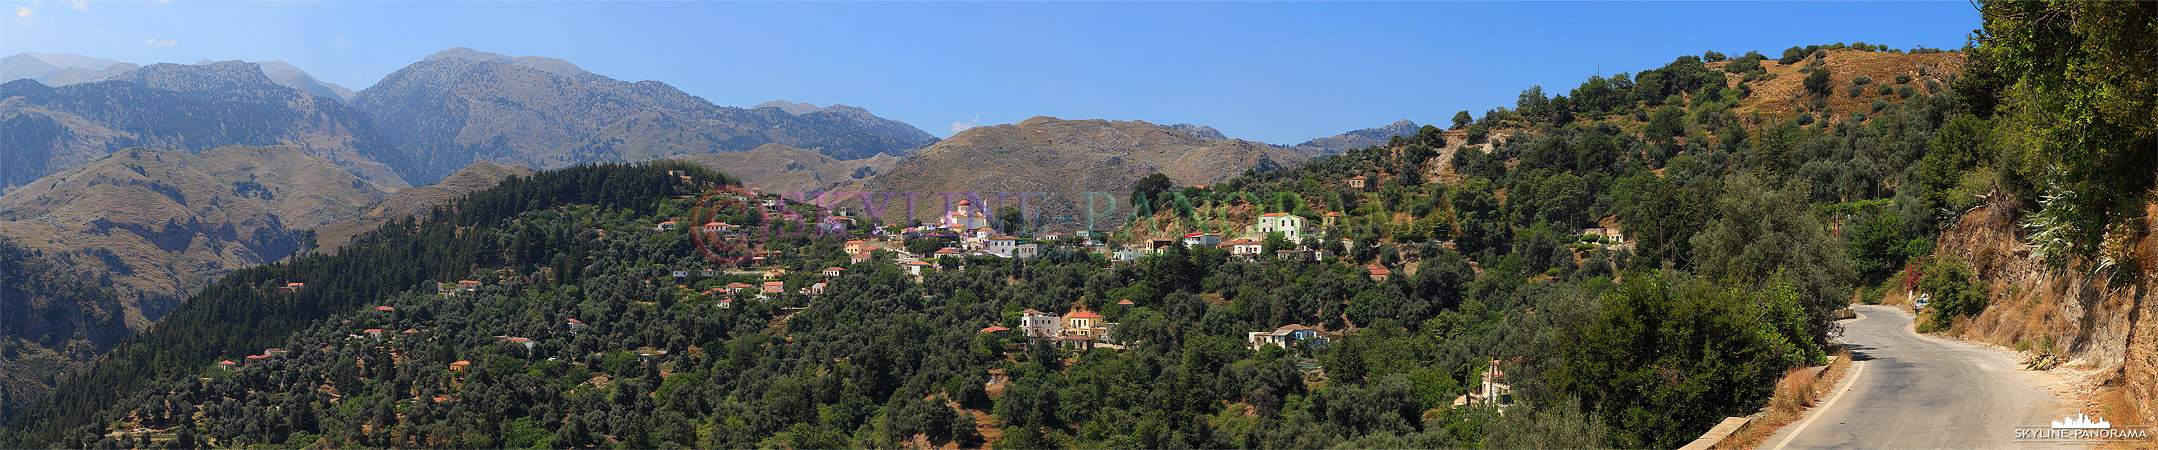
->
xmin=1957 ymin=1 xmax=2156 ymax=271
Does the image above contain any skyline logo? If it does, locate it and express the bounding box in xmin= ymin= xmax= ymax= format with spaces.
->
xmin=2052 ymin=414 xmax=2111 ymax=430
xmin=2015 ymin=414 xmax=2151 ymax=444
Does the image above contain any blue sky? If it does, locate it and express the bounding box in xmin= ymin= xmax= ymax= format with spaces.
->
xmin=3 ymin=1 xmax=1980 ymax=144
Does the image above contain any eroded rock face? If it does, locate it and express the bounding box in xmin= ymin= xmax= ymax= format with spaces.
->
xmin=1938 ymin=194 xmax=2158 ymax=422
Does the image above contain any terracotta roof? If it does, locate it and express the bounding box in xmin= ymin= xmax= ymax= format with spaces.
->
xmin=824 ymin=267 xmax=846 ymax=271
xmin=374 ymin=306 xmax=395 ymax=311
xmin=1259 ymin=213 xmax=1292 ymax=217
xmin=1185 ymin=233 xmax=1211 ymax=238
xmin=566 ymin=318 xmax=583 ymax=324
xmin=1324 ymin=211 xmax=1345 ymax=217
xmin=852 ymin=253 xmax=872 ymax=258
xmin=1117 ymin=299 xmax=1135 ymax=305
xmin=1066 ymin=310 xmax=1101 ymax=319
xmin=762 ymin=281 xmax=784 ymax=286
xmin=401 ymin=328 xmax=419 ymax=334
xmin=935 ymin=248 xmax=960 ymax=254
xmin=979 ymin=325 xmax=1009 ymax=334
xmin=286 ymin=282 xmax=304 ymax=287
xmin=218 ymin=360 xmax=235 ymax=365
xmin=1022 ymin=308 xmax=1046 ymax=315
xmin=1277 ymin=324 xmax=1313 ymax=331
xmin=1347 ymin=175 xmax=1368 ymax=180
xmin=246 ymin=354 xmax=267 ymax=360
xmin=906 ymin=261 xmax=932 ymax=266
xmin=450 ymin=360 xmax=470 ymax=367
xmin=956 ymin=199 xmax=972 ymax=206
xmin=363 ymin=328 xmax=382 ymax=333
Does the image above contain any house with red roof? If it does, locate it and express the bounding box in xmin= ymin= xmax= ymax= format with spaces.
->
xmin=1366 ymin=263 xmax=1392 ymax=282
xmin=277 ymin=282 xmax=304 ymax=293
xmin=978 ymin=325 xmax=1010 ymax=335
xmin=363 ymin=329 xmax=383 ymax=339
xmin=761 ymin=281 xmax=785 ymax=294
xmin=1345 ymin=175 xmax=1369 ymax=190
xmin=822 ymin=267 xmax=846 ymax=278
xmin=1182 ymin=233 xmax=1221 ymax=248
xmin=850 ymin=253 xmax=873 ymax=264
xmin=703 ymin=222 xmax=737 ymax=234
xmin=217 ymin=360 xmax=237 ymax=371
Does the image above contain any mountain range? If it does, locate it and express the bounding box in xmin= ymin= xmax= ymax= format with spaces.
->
xmin=354 ymin=48 xmax=944 ymax=183
xmin=852 ymin=116 xmax=1305 ymax=230
xmin=0 ymin=47 xmax=1419 ymax=412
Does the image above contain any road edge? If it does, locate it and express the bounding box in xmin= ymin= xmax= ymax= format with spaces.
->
xmin=1764 ymin=311 xmax=1871 ymax=450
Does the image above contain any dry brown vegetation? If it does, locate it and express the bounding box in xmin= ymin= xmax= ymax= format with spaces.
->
xmin=1714 ymin=346 xmax=1852 ymax=450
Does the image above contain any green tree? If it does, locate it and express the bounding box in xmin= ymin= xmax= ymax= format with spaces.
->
xmin=1802 ymin=68 xmax=1832 ymax=97
xmin=1452 ymin=111 xmax=1474 ymax=129
xmin=1130 ymin=173 xmax=1174 ymax=216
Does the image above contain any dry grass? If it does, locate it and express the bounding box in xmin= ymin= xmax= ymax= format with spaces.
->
xmin=1715 ymin=346 xmax=1853 ymax=449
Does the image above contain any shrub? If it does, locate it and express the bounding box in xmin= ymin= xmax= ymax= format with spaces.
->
xmin=1852 ymin=75 xmax=1873 ymax=85
xmin=1920 ymin=257 xmax=1989 ymax=329
xmin=1704 ymin=50 xmax=1727 ymax=62
xmin=1896 ymin=85 xmax=1915 ymax=98
xmin=1895 ymin=74 xmax=1912 ymax=84
xmin=1722 ymin=57 xmax=1761 ymax=73
xmin=1812 ymin=50 xmax=1828 ymax=61
xmin=1871 ymin=99 xmax=1889 ymax=112
xmin=1878 ymin=85 xmax=1894 ymax=96
xmin=1802 ymin=68 xmax=1833 ymax=96
xmin=1779 ymin=46 xmax=1809 ymax=64
xmin=1846 ymin=84 xmax=1865 ymax=98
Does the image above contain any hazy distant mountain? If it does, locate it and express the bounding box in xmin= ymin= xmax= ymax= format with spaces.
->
xmin=855 ymin=116 xmax=1301 ymax=230
xmin=682 ymin=143 xmax=899 ymax=194
xmin=0 ymin=53 xmax=137 ymax=86
xmin=754 ymin=99 xmax=825 ymax=115
xmin=249 ymin=60 xmax=359 ymax=102
xmin=749 ymin=100 xmax=939 ymax=146
xmin=1288 ymin=119 xmax=1420 ymax=156
xmin=0 ymin=61 xmax=414 ymax=191
xmin=1166 ymin=123 xmax=1229 ymax=140
xmin=355 ymin=48 xmax=940 ymax=184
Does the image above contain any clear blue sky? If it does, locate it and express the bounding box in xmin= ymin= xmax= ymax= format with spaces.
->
xmin=3 ymin=1 xmax=1981 ymax=144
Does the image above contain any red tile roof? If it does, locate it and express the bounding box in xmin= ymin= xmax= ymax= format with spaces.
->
xmin=1117 ymin=299 xmax=1136 ymax=305
xmin=1066 ymin=310 xmax=1101 ymax=319
xmin=979 ymin=325 xmax=1009 ymax=334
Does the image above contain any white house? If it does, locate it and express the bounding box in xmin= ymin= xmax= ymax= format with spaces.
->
xmin=1020 ymin=309 xmax=1064 ymax=337
xmin=1011 ymin=243 xmax=1040 ymax=259
xmin=1221 ymin=239 xmax=1266 ymax=257
xmin=985 ymin=235 xmax=1020 ymax=256
xmin=904 ymin=261 xmax=934 ymax=277
xmin=1183 ymin=233 xmax=1222 ymax=248
xmin=1246 ymin=324 xmax=1323 ymax=349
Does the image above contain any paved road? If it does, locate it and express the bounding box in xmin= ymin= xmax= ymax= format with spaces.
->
xmin=1764 ymin=305 xmax=2068 ymax=449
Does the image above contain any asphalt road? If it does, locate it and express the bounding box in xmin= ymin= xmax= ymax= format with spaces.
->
xmin=1763 ymin=305 xmax=2068 ymax=449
